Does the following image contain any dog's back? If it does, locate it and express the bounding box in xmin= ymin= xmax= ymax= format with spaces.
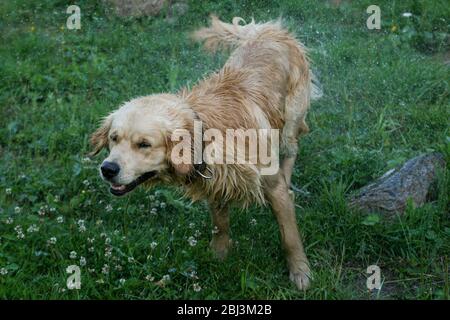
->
xmin=192 ymin=16 xmax=321 ymax=156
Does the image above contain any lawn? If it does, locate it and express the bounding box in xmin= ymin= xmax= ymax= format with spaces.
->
xmin=0 ymin=0 xmax=449 ymax=299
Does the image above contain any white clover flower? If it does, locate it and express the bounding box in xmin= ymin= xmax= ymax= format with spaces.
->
xmin=47 ymin=237 xmax=57 ymax=245
xmin=88 ymin=246 xmax=95 ymax=252
xmin=27 ymin=224 xmax=39 ymax=233
xmin=250 ymin=218 xmax=257 ymax=226
xmin=128 ymin=257 xmax=135 ymax=263
xmin=5 ymin=188 xmax=12 ymax=195
xmin=188 ymin=222 xmax=195 ymax=229
xmin=150 ymin=241 xmax=158 ymax=249
xmin=49 ymin=207 xmax=56 ymax=213
xmin=212 ymin=226 xmax=219 ymax=234
xmin=145 ymin=274 xmax=154 ymax=282
xmin=69 ymin=251 xmax=77 ymax=259
xmin=193 ymin=283 xmax=202 ymax=292
xmin=83 ymin=179 xmax=90 ymax=186
xmin=162 ymin=274 xmax=171 ymax=282
xmin=105 ymin=237 xmax=111 ymax=245
xmin=188 ymin=236 xmax=197 ymax=247
xmin=79 ymin=256 xmax=86 ymax=266
xmin=38 ymin=206 xmax=46 ymax=216
xmin=5 ymin=217 xmax=13 ymax=224
xmin=105 ymin=204 xmax=113 ymax=212
xmin=104 ymin=247 xmax=112 ymax=258
xmin=119 ymin=278 xmax=126 ymax=285
xmin=194 ymin=230 xmax=201 ymax=238
xmin=101 ymin=264 xmax=109 ymax=274
xmin=160 ymin=202 xmax=166 ymax=209
xmin=56 ymin=216 xmax=64 ymax=223
xmin=14 ymin=206 xmax=21 ymax=214
xmin=0 ymin=268 xmax=8 ymax=275
xmin=151 ymin=208 xmax=157 ymax=215
xmin=402 ymin=12 xmax=413 ymax=17
xmin=87 ymin=237 xmax=95 ymax=243
xmin=189 ymin=270 xmax=198 ymax=279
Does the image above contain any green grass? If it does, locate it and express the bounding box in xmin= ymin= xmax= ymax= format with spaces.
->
xmin=0 ymin=0 xmax=449 ymax=299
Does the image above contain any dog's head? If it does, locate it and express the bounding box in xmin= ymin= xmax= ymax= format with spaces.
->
xmin=90 ymin=94 xmax=196 ymax=196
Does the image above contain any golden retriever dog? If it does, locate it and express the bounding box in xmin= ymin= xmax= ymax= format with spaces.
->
xmin=90 ymin=16 xmax=321 ymax=290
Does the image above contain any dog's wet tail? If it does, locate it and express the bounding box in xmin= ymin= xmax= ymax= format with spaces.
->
xmin=192 ymin=15 xmax=281 ymax=52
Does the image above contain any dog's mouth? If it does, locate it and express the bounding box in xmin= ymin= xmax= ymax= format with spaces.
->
xmin=109 ymin=171 xmax=157 ymax=196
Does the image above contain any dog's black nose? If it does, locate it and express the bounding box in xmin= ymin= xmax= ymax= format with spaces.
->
xmin=101 ymin=161 xmax=120 ymax=180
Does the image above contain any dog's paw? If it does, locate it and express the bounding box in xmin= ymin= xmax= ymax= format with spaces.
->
xmin=289 ymin=262 xmax=312 ymax=290
xmin=210 ymin=238 xmax=232 ymax=260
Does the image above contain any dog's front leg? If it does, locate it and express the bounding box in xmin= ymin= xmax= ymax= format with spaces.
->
xmin=265 ymin=172 xmax=311 ymax=290
xmin=209 ymin=202 xmax=231 ymax=260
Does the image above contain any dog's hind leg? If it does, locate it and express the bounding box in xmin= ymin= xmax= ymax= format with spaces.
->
xmin=281 ymin=87 xmax=310 ymax=196
xmin=265 ymin=172 xmax=311 ymax=290
xmin=209 ymin=202 xmax=232 ymax=260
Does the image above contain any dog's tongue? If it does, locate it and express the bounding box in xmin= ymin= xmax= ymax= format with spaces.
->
xmin=111 ymin=184 xmax=126 ymax=191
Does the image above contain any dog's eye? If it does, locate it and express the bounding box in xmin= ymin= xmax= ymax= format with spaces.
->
xmin=138 ymin=141 xmax=151 ymax=148
xmin=110 ymin=135 xmax=118 ymax=143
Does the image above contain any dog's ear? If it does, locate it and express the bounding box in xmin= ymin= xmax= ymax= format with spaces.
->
xmin=165 ymin=128 xmax=195 ymax=176
xmin=89 ymin=115 xmax=112 ymax=157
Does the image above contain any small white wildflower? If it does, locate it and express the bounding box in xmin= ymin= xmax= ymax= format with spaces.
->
xmin=151 ymin=208 xmax=157 ymax=215
xmin=47 ymin=237 xmax=57 ymax=245
xmin=14 ymin=206 xmax=21 ymax=214
xmin=189 ymin=270 xmax=198 ymax=279
xmin=49 ymin=207 xmax=56 ymax=213
xmin=69 ymin=251 xmax=77 ymax=259
xmin=78 ymin=225 xmax=86 ymax=233
xmin=104 ymin=247 xmax=112 ymax=258
xmin=101 ymin=264 xmax=109 ymax=274
xmin=162 ymin=274 xmax=170 ymax=282
xmin=27 ymin=224 xmax=39 ymax=233
xmin=88 ymin=246 xmax=95 ymax=252
xmin=82 ymin=179 xmax=90 ymax=186
xmin=54 ymin=195 xmax=60 ymax=203
xmin=105 ymin=204 xmax=113 ymax=212
xmin=119 ymin=278 xmax=126 ymax=285
xmin=402 ymin=12 xmax=413 ymax=17
xmin=56 ymin=216 xmax=64 ymax=223
xmin=145 ymin=274 xmax=154 ymax=281
xmin=5 ymin=217 xmax=13 ymax=224
xmin=38 ymin=206 xmax=46 ymax=216
xmin=150 ymin=241 xmax=158 ymax=249
xmin=193 ymin=283 xmax=202 ymax=292
xmin=250 ymin=218 xmax=257 ymax=226
xmin=79 ymin=256 xmax=86 ymax=266
xmin=87 ymin=237 xmax=95 ymax=243
xmin=188 ymin=236 xmax=197 ymax=247
xmin=96 ymin=219 xmax=103 ymax=226
xmin=188 ymin=222 xmax=195 ymax=229
xmin=0 ymin=268 xmax=8 ymax=275
xmin=194 ymin=230 xmax=201 ymax=238
xmin=212 ymin=226 xmax=219 ymax=234
xmin=128 ymin=257 xmax=135 ymax=263
xmin=105 ymin=237 xmax=111 ymax=245
xmin=160 ymin=202 xmax=166 ymax=209
xmin=5 ymin=188 xmax=12 ymax=195
xmin=100 ymin=232 xmax=107 ymax=238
